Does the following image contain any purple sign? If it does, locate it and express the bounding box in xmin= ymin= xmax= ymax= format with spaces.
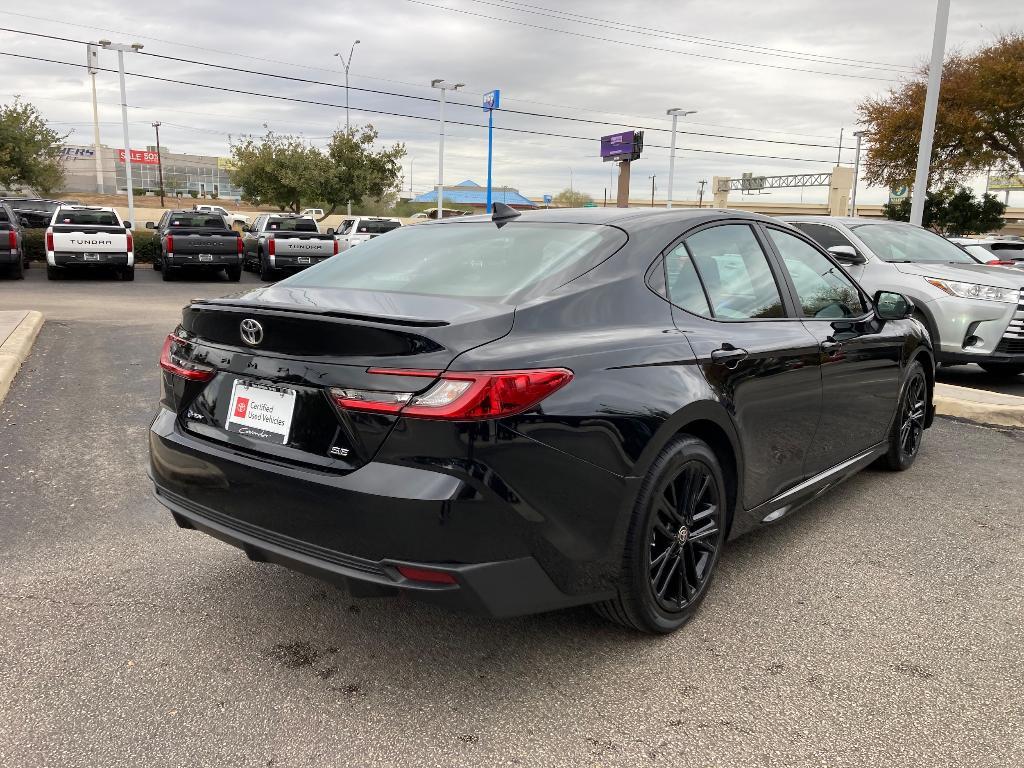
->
xmin=600 ymin=130 xmax=643 ymax=161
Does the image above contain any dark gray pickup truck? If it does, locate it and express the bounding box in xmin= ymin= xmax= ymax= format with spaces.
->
xmin=241 ymin=214 xmax=337 ymax=281
xmin=147 ymin=211 xmax=243 ymax=282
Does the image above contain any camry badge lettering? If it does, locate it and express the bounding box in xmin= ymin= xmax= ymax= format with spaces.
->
xmin=240 ymin=318 xmax=263 ymax=346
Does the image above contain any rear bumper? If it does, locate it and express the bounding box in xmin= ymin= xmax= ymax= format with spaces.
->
xmin=148 ymin=408 xmax=622 ymax=616
xmin=270 ymin=255 xmax=332 ymax=270
xmin=153 ymin=484 xmax=591 ymax=617
xmin=51 ymin=251 xmax=131 ymax=267
xmin=0 ymin=250 xmax=19 ymax=265
xmin=166 ymin=253 xmax=242 ymax=267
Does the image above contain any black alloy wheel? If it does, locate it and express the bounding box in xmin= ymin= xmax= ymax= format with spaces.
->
xmin=647 ymin=461 xmax=722 ymax=613
xmin=595 ymin=435 xmax=728 ymax=633
xmin=880 ymin=361 xmax=927 ymax=471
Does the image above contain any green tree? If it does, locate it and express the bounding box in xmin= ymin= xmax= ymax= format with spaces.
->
xmin=858 ymin=33 xmax=1024 ymax=189
xmin=229 ymin=130 xmax=325 ymax=212
xmin=320 ymin=125 xmax=406 ymax=218
xmin=0 ymin=98 xmax=66 ymax=194
xmin=553 ymin=188 xmax=593 ymax=207
xmin=883 ymin=187 xmax=1006 ymax=235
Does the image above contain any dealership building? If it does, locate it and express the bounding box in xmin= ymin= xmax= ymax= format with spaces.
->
xmin=59 ymin=144 xmax=243 ymax=200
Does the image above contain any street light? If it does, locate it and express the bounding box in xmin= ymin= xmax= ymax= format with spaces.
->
xmin=333 ymin=41 xmax=360 ymax=135
xmin=649 ymin=174 xmax=657 ymax=208
xmin=98 ymin=39 xmax=144 ymax=228
xmin=431 ymin=79 xmax=464 ymax=217
xmin=665 ymin=108 xmax=696 ymax=209
xmin=568 ymin=167 xmax=574 ymax=197
xmin=910 ymin=0 xmax=950 ymax=226
xmin=850 ymin=130 xmax=866 ymax=216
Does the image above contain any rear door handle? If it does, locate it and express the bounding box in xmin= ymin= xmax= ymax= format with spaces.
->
xmin=711 ymin=347 xmax=748 ymax=367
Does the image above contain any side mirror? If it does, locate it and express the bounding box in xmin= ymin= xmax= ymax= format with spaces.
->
xmin=326 ymin=227 xmax=335 ymax=236
xmin=828 ymin=245 xmax=866 ymax=265
xmin=145 ymin=221 xmax=155 ymax=229
xmin=123 ymin=221 xmax=132 ymax=230
xmin=874 ymin=290 xmax=914 ymax=320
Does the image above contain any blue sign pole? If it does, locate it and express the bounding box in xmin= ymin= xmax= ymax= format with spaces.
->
xmin=483 ymin=90 xmax=500 ymax=213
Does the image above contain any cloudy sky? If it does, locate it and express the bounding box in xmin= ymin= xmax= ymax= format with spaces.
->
xmin=0 ymin=0 xmax=1015 ymax=204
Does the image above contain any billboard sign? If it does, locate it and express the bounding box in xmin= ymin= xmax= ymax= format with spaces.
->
xmin=989 ymin=174 xmax=1024 ymax=191
xmin=889 ymin=185 xmax=910 ymax=202
xmin=59 ymin=146 xmax=96 ymax=159
xmin=542 ymin=194 xmax=552 ymax=205
xmin=482 ymin=89 xmax=500 ymax=111
xmin=600 ymin=130 xmax=643 ymax=162
xmin=117 ymin=149 xmax=160 ymax=165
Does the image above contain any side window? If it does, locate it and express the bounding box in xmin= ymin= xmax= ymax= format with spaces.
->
xmin=340 ymin=219 xmax=355 ymax=235
xmin=664 ymin=243 xmax=711 ymax=316
xmin=684 ymin=224 xmax=786 ymax=319
xmin=766 ymin=228 xmax=867 ymax=319
xmin=790 ymin=222 xmax=858 ymax=253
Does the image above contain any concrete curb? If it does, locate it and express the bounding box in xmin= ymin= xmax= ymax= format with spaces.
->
xmin=934 ymin=382 xmax=1024 ymax=429
xmin=0 ymin=310 xmax=44 ymax=405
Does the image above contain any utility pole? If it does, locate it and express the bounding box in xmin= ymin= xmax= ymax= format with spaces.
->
xmin=569 ymin=167 xmax=574 ymax=198
xmin=649 ymin=174 xmax=656 ymax=208
xmin=86 ymin=44 xmax=104 ymax=194
xmin=152 ymin=122 xmax=165 ymax=207
xmin=98 ymin=39 xmax=144 ymax=227
xmin=850 ymin=130 xmax=865 ymax=216
xmin=697 ymin=179 xmax=707 ymax=208
xmin=837 ymin=127 xmax=844 ymax=166
xmin=910 ymin=0 xmax=951 ymax=227
xmin=431 ymin=79 xmax=464 ymax=217
xmin=665 ymin=108 xmax=696 ymax=208
xmin=334 ymin=42 xmax=360 ymax=216
xmin=409 ymin=157 xmax=414 ymax=197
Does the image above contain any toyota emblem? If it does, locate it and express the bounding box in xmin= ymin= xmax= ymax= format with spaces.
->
xmin=240 ymin=318 xmax=263 ymax=346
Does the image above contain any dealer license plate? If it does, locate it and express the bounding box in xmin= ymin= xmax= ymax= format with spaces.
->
xmin=225 ymin=380 xmax=297 ymax=445
xmin=297 ymin=256 xmax=311 ymax=264
xmin=198 ymin=254 xmax=213 ymax=262
xmin=83 ymin=253 xmax=100 ymax=261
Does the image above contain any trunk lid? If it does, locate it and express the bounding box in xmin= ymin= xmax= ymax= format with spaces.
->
xmin=173 ymin=284 xmax=514 ymax=471
xmin=50 ymin=226 xmax=129 ymax=253
xmin=167 ymin=228 xmax=240 ymax=255
xmin=268 ymin=232 xmax=335 ymax=257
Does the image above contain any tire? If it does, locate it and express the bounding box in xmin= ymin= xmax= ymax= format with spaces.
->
xmin=12 ymin=260 xmax=24 ymax=280
xmin=153 ymin=257 xmax=162 ymax=271
xmin=121 ymin=266 xmax=135 ymax=282
xmin=225 ymin=265 xmax=242 ymax=282
xmin=879 ymin=361 xmax=927 ymax=471
xmin=162 ymin=265 xmax=175 ymax=281
xmin=979 ymin=363 xmax=1024 ymax=377
xmin=259 ymin=258 xmax=277 ymax=282
xmin=593 ymin=435 xmax=728 ymax=634
xmin=46 ymin=265 xmax=60 ymax=280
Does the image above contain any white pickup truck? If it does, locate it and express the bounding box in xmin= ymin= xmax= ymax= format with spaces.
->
xmin=194 ymin=204 xmax=249 ymax=228
xmin=45 ymin=206 xmax=134 ymax=281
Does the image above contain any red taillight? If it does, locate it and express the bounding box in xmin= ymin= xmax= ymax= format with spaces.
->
xmin=7 ymin=231 xmax=15 ymax=250
xmin=330 ymin=368 xmax=573 ymax=420
xmin=268 ymin=238 xmax=275 ymax=256
xmin=45 ymin=229 xmax=54 ymax=251
xmin=159 ymin=334 xmax=215 ymax=381
xmin=126 ymin=231 xmax=133 ymax=252
xmin=166 ymin=234 xmax=174 ymax=253
xmin=333 ymin=238 xmax=339 ymax=255
xmin=986 ymin=259 xmax=1014 ymax=265
xmin=236 ymin=235 xmax=244 ymax=254
xmin=395 ymin=565 xmax=457 ymax=585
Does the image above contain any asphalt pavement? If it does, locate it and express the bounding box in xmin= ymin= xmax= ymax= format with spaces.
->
xmin=1 ymin=265 xmax=1022 ymax=768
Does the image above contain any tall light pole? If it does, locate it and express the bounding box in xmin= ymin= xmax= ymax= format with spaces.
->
xmin=408 ymin=157 xmax=414 ymax=197
xmin=152 ymin=121 xmax=165 ymax=207
xmin=98 ymin=39 xmax=143 ymax=228
xmin=431 ymin=79 xmax=464 ymax=217
xmin=335 ymin=41 xmax=360 ymax=216
xmin=649 ymin=174 xmax=656 ymax=207
xmin=910 ymin=0 xmax=950 ymax=227
xmin=568 ymin=167 xmax=574 ymax=198
xmin=333 ymin=41 xmax=361 ymax=135
xmin=86 ymin=43 xmax=104 ymax=194
xmin=850 ymin=130 xmax=866 ymax=216
xmin=666 ymin=108 xmax=697 ymax=208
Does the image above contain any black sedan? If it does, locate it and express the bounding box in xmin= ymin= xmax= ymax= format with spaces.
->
xmin=150 ymin=206 xmax=934 ymax=633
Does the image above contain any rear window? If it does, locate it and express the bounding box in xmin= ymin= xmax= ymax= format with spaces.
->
xmin=168 ymin=215 xmax=228 ymax=229
xmin=282 ymin=222 xmax=627 ymax=302
xmin=267 ymin=218 xmax=318 ymax=232
xmin=8 ymin=200 xmax=60 ymax=214
xmin=357 ymin=220 xmax=401 ymax=234
xmin=54 ymin=209 xmax=119 ymax=226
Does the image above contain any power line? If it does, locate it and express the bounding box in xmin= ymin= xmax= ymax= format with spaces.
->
xmin=466 ymin=0 xmax=921 ymax=72
xmin=401 ymin=0 xmax=898 ymax=81
xmin=0 ymin=26 xmax=859 ymax=151
xmin=460 ymin=0 xmax=917 ymax=72
xmin=0 ymin=11 xmax=854 ymax=143
xmin=0 ymin=50 xmax=841 ymax=165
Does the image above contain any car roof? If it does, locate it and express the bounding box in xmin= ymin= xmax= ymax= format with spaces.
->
xmin=781 ymin=215 xmax=904 ymax=227
xmin=422 ymin=206 xmax=780 ymax=233
xmin=57 ymin=205 xmax=116 ymax=212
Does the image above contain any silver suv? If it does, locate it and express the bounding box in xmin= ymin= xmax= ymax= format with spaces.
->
xmin=785 ymin=217 xmax=1024 ymax=376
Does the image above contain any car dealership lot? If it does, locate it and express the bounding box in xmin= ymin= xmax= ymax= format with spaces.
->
xmin=1 ymin=268 xmax=1022 ymax=767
